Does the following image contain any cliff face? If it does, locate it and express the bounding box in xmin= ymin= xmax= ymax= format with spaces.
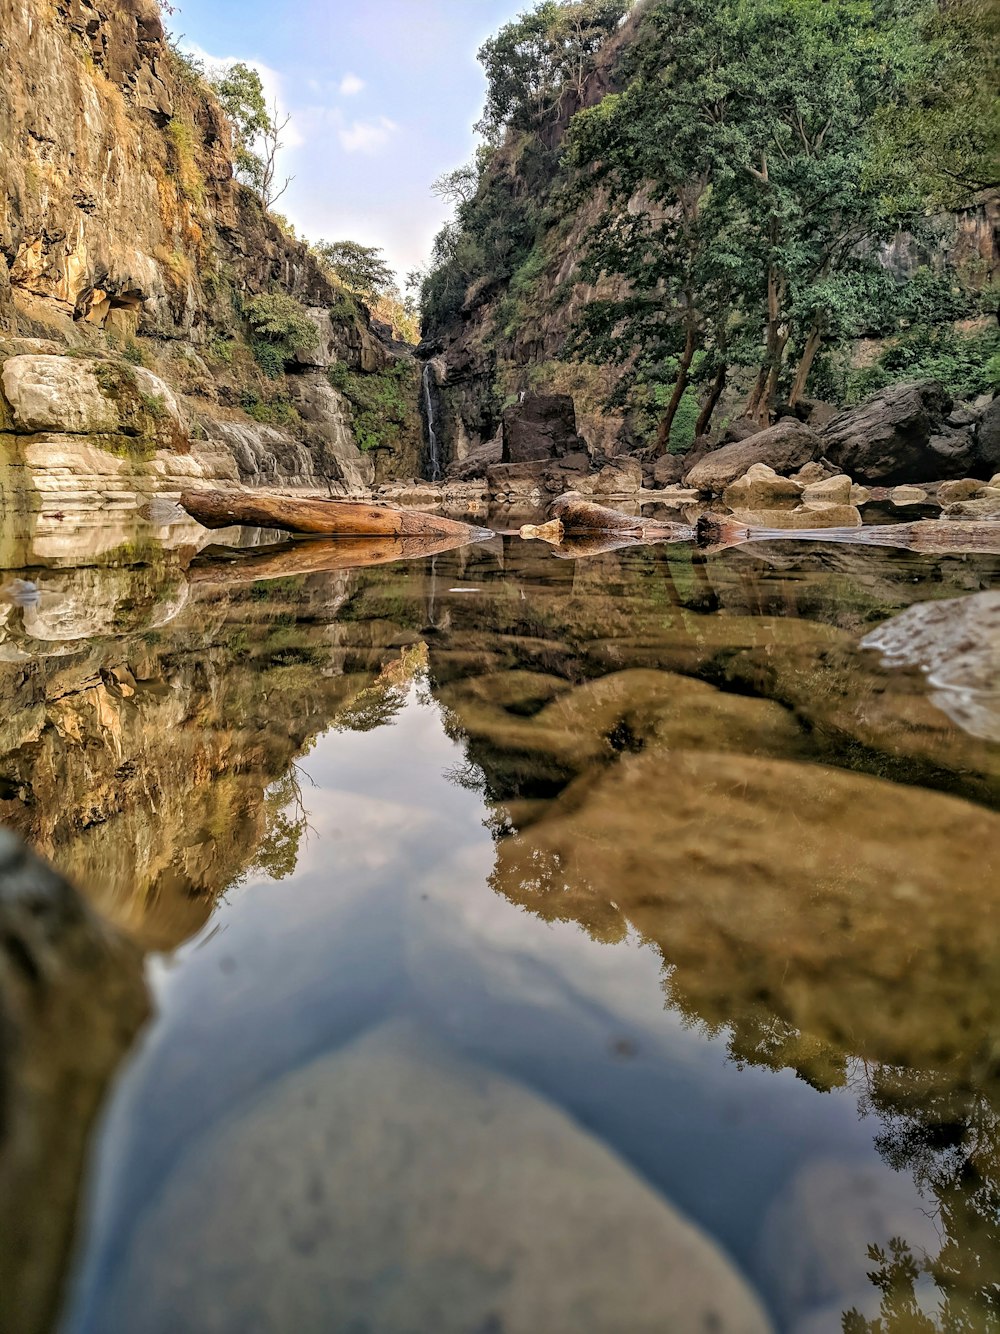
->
xmin=0 ymin=0 xmax=423 ymax=502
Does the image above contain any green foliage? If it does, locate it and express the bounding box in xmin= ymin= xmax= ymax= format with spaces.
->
xmin=846 ymin=324 xmax=1000 ymax=403
xmin=121 ymin=339 xmax=149 ymax=367
xmin=312 ymin=240 xmax=395 ymax=303
xmin=476 ymin=0 xmax=628 ymax=142
xmin=209 ymin=62 xmax=291 ymax=209
xmin=240 ymin=390 xmax=300 ymax=428
xmin=242 ymin=293 xmax=317 ymax=377
xmin=328 ymin=359 xmax=417 ymax=453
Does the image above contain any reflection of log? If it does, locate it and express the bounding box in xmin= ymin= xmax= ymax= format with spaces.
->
xmin=698 ymin=515 xmax=1000 ymax=555
xmin=549 ymin=493 xmax=694 ymax=541
xmin=189 ymin=533 xmax=476 ymax=585
xmin=180 ymin=489 xmax=491 ymax=541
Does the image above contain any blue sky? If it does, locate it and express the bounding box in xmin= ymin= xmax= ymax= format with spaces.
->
xmin=175 ymin=0 xmax=526 ymax=285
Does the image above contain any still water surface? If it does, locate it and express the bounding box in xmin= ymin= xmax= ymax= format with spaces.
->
xmin=2 ymin=519 xmax=999 ymax=1332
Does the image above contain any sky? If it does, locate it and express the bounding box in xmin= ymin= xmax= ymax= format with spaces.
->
xmin=174 ymin=0 xmax=526 ymax=286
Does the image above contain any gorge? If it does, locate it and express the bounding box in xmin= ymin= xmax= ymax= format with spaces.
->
xmin=0 ymin=1 xmax=998 ymax=1332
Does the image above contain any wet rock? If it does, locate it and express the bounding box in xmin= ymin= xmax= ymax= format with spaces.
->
xmin=800 ymin=474 xmax=852 ymax=506
xmin=685 ymin=420 xmax=821 ymax=494
xmin=862 ymin=590 xmax=1000 ymax=742
xmin=97 ymin=1022 xmax=773 ymax=1334
xmin=732 ymin=504 xmax=863 ymax=529
xmin=492 ymin=745 xmax=1000 ymax=1081
xmin=888 ymin=484 xmax=930 ymax=508
xmin=820 ymin=380 xmax=979 ymax=483
xmin=757 ymin=1159 xmax=939 ymax=1332
xmin=502 ymin=393 xmax=585 ymax=464
xmin=724 ymin=464 xmax=804 ymax=509
xmin=0 ymin=829 xmax=148 ymax=1334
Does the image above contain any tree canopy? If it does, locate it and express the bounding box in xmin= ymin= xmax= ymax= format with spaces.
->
xmin=210 ymin=62 xmax=292 ymax=210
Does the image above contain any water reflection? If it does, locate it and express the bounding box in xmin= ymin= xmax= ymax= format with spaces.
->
xmin=0 ymin=525 xmax=998 ymax=1331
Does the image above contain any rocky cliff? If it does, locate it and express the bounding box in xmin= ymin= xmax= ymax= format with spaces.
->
xmin=0 ymin=0 xmax=423 ymax=509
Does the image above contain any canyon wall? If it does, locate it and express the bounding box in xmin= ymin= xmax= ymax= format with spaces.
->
xmin=0 ymin=0 xmax=423 ymax=506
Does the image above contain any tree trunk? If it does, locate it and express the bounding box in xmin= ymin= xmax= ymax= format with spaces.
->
xmin=695 ymin=364 xmax=727 ymax=438
xmin=654 ymin=322 xmax=697 ymax=455
xmin=180 ymin=489 xmax=488 ymax=540
xmin=745 ymin=259 xmax=787 ymax=424
xmin=789 ymin=325 xmax=823 ymax=408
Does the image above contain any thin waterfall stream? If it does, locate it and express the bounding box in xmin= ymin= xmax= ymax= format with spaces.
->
xmin=423 ymin=362 xmax=441 ymax=481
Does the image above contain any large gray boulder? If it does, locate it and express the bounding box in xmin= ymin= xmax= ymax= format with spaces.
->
xmin=94 ymin=1022 xmax=773 ymax=1334
xmin=502 ymin=393 xmax=586 ymax=464
xmin=684 ymin=419 xmax=821 ymax=494
xmin=820 ymin=380 xmax=981 ymax=482
xmin=976 ymin=396 xmax=1000 ymax=473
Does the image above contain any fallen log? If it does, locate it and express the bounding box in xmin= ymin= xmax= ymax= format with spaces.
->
xmin=548 ymin=492 xmax=694 ymax=541
xmin=697 ymin=514 xmax=1000 ymax=556
xmin=188 ymin=532 xmax=476 ymax=585
xmin=180 ymin=488 xmax=492 ymax=542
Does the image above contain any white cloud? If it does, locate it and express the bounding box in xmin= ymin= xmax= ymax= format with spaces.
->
xmin=337 ymin=116 xmax=398 ymax=156
xmin=338 ymin=73 xmax=366 ymax=98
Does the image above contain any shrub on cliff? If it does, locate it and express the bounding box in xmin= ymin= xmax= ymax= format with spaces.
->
xmin=242 ymin=294 xmax=316 ymax=378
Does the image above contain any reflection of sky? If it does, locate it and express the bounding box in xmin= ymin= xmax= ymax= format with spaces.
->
xmin=65 ymin=685 xmax=929 ymax=1332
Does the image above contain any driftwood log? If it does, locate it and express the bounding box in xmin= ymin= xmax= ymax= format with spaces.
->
xmin=189 ymin=533 xmax=478 ymax=585
xmin=697 ymin=514 xmax=1000 ymax=555
xmin=547 ymin=494 xmax=1000 ymax=557
xmin=180 ymin=489 xmax=492 ymax=541
xmin=548 ymin=492 xmax=694 ymax=541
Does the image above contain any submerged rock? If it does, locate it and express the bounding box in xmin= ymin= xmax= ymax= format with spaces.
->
xmin=92 ymin=1022 xmax=773 ymax=1334
xmin=0 ymin=830 xmax=148 ymax=1334
xmin=862 ymin=590 xmax=1000 ymax=742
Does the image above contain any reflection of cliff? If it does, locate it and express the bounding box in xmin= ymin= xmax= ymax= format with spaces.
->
xmin=0 ymin=554 xmax=403 ymax=948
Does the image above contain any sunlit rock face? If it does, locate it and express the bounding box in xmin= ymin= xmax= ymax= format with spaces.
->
xmin=0 ymin=829 xmax=148 ymax=1334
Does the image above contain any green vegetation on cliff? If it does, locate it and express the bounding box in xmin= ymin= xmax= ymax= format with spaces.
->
xmin=420 ymin=0 xmax=998 ymax=451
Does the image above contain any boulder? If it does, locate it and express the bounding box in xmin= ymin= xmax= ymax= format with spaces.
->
xmin=732 ymin=504 xmax=863 ymax=529
xmin=487 ymin=459 xmax=550 ymax=501
xmin=653 ymin=453 xmax=685 ymax=486
xmin=95 ymin=1022 xmax=774 ymax=1334
xmin=592 ymin=457 xmax=643 ymax=495
xmin=801 ymin=474 xmax=852 ymax=506
xmin=820 ymin=381 xmax=976 ymax=483
xmin=943 ymin=491 xmax=1000 ymax=520
xmin=889 ymin=485 xmax=930 ymax=508
xmin=446 ymin=437 xmax=502 ymax=482
xmin=724 ymin=464 xmax=803 ymax=510
xmin=791 ymin=461 xmax=835 ymax=486
xmin=936 ymin=477 xmax=982 ymax=505
xmin=862 ymin=591 xmax=1000 ymax=743
xmin=685 ymin=419 xmax=821 ymax=494
xmin=849 ymin=484 xmax=872 ymax=506
xmin=1 ymin=355 xmax=186 ymax=449
xmin=502 ymin=393 xmax=585 ymax=464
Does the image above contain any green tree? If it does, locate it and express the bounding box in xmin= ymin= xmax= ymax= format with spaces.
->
xmin=211 ymin=62 xmax=292 ymax=209
xmin=312 ymin=240 xmax=396 ymax=303
xmin=476 ymin=0 xmax=628 ymax=142
xmin=242 ymin=292 xmax=317 ymax=376
xmin=568 ymin=0 xmax=929 ymax=440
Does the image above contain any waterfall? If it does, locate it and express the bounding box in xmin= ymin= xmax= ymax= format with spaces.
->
xmin=423 ymin=362 xmax=441 ymax=482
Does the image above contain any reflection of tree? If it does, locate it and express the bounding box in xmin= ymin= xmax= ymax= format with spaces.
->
xmin=239 ymin=768 xmax=314 ymax=885
xmin=334 ymin=643 xmax=428 ymax=735
xmin=842 ymin=1071 xmax=1000 ymax=1332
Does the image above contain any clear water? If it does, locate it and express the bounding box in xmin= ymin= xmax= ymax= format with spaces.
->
xmin=2 ymin=519 xmax=999 ymax=1333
